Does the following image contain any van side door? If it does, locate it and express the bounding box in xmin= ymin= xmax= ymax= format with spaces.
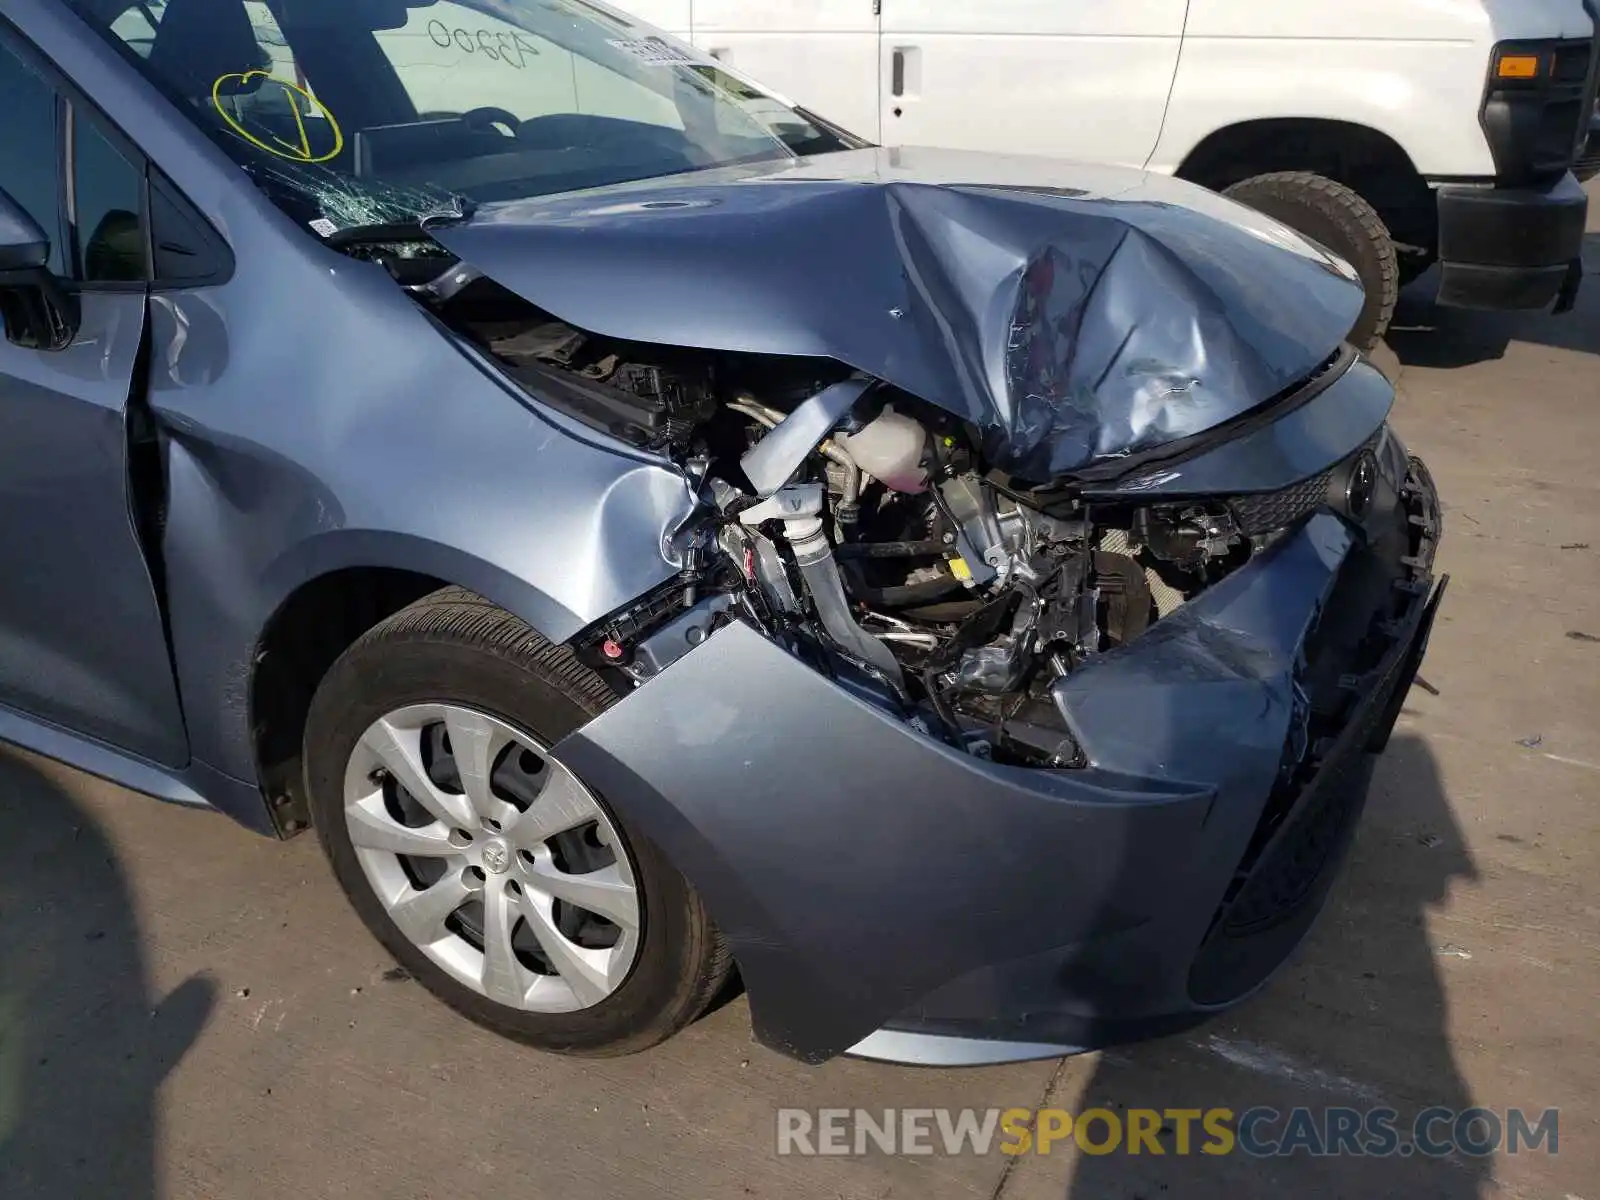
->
xmin=881 ymin=0 xmax=1189 ymax=167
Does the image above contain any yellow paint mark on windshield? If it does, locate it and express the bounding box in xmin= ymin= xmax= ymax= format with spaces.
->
xmin=212 ymin=71 xmax=344 ymax=164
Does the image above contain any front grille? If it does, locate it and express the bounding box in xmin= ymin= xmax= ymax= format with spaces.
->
xmin=1547 ymin=36 xmax=1596 ymax=161
xmin=1225 ymin=430 xmax=1379 ymax=538
xmin=1553 ymin=40 xmax=1593 ymax=84
xmin=1228 ymin=468 xmax=1334 ymax=537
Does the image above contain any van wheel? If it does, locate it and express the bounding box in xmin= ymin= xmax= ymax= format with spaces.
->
xmin=302 ymin=586 xmax=733 ymax=1056
xmin=1223 ymin=172 xmax=1399 ymax=350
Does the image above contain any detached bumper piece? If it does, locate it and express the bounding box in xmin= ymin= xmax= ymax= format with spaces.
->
xmin=1435 ymin=172 xmax=1590 ymax=312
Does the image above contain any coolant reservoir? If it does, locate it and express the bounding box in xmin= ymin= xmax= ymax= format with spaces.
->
xmin=835 ymin=406 xmax=928 ymax=493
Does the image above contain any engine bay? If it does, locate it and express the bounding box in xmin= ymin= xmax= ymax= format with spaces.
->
xmin=375 ymin=254 xmax=1366 ymax=769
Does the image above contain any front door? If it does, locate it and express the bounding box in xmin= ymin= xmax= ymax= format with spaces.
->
xmin=690 ymin=0 xmax=882 ymax=141
xmin=880 ymin=0 xmax=1190 ymax=167
xmin=0 ymin=32 xmax=188 ymax=767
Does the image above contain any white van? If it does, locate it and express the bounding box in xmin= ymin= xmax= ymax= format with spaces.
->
xmin=624 ymin=0 xmax=1600 ymax=346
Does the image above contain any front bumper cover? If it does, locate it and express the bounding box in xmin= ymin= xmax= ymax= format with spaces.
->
xmin=551 ymin=436 xmax=1443 ymax=1065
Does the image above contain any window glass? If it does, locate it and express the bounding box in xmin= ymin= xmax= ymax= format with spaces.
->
xmin=207 ymin=4 xmax=335 ymax=157
xmin=109 ymin=0 xmax=166 ymax=58
xmin=374 ymin=4 xmax=681 ymax=130
xmin=0 ymin=38 xmax=65 ymax=276
xmin=73 ymin=110 xmax=148 ymax=283
xmin=68 ymin=0 xmax=854 ymax=239
xmin=243 ymin=1 xmax=300 ymax=78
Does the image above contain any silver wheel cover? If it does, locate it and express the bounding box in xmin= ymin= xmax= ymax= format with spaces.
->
xmin=343 ymin=704 xmax=641 ymax=1013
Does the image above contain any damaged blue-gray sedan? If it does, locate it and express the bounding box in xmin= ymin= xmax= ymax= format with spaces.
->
xmin=0 ymin=0 xmax=1443 ymax=1066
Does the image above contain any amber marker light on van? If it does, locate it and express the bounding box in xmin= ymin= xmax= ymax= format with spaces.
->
xmin=1494 ymin=53 xmax=1544 ymax=80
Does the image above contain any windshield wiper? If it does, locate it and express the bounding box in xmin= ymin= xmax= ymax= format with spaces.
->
xmin=322 ymin=203 xmax=479 ymax=251
xmin=323 ymin=221 xmax=436 ymax=249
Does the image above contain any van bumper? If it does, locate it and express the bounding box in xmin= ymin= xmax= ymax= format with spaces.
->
xmin=1435 ymin=172 xmax=1589 ymax=313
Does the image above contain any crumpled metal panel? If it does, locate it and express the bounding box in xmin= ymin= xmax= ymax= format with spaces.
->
xmin=1081 ymin=353 xmax=1395 ymax=499
xmin=1052 ymin=513 xmax=1355 ymax=789
xmin=430 ymin=146 xmax=1364 ymax=480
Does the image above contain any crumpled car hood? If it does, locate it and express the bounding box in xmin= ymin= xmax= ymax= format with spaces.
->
xmin=430 ymin=146 xmax=1364 ymax=479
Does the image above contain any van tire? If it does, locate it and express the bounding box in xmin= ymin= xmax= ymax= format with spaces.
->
xmin=1223 ymin=172 xmax=1399 ymax=350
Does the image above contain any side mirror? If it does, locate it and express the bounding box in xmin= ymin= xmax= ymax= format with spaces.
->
xmin=0 ymin=193 xmax=49 ymax=272
xmin=0 ymin=188 xmax=79 ymax=352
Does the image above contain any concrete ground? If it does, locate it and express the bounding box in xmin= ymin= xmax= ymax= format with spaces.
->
xmin=1 ymin=188 xmax=1596 ymax=1200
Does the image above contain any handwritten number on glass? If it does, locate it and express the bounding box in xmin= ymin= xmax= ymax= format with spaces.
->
xmin=427 ymin=20 xmax=542 ymax=69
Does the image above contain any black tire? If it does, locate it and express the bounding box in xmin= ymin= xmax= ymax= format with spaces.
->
xmin=303 ymin=586 xmax=732 ymax=1056
xmin=1223 ymin=171 xmax=1399 ymax=351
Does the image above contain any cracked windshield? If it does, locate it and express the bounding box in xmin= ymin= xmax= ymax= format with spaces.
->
xmin=73 ymin=0 xmax=849 ymax=234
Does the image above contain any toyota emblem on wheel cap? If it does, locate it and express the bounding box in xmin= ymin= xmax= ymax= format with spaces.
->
xmin=481 ymin=839 xmax=512 ymax=875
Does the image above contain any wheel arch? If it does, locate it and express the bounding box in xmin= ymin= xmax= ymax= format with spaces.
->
xmin=248 ymin=531 xmax=592 ymax=836
xmin=1172 ymin=118 xmax=1437 ymax=251
xmin=1175 ymin=117 xmax=1419 ymax=189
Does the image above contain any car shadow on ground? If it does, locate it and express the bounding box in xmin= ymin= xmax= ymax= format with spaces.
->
xmin=0 ymin=752 xmax=215 ymax=1200
xmin=1387 ymin=233 xmax=1600 ymax=369
xmin=1059 ymin=733 xmax=1492 ymax=1197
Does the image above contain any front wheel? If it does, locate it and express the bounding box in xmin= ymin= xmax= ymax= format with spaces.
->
xmin=302 ymin=587 xmax=732 ymax=1056
xmin=1223 ymin=171 xmax=1399 ymax=350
